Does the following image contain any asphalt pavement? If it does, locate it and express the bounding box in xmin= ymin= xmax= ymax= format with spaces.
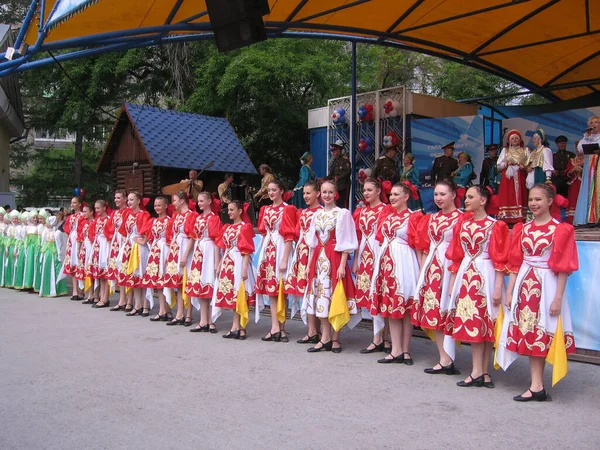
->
xmin=1 ymin=288 xmax=599 ymax=450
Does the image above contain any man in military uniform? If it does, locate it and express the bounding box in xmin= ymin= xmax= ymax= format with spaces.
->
xmin=431 ymin=141 xmax=458 ymax=185
xmin=552 ymin=135 xmax=575 ymax=197
xmin=328 ymin=140 xmax=351 ymax=208
xmin=480 ymin=143 xmax=499 ymax=187
xmin=372 ymin=132 xmax=400 ymax=183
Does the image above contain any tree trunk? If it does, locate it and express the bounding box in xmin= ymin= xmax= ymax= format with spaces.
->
xmin=74 ymin=131 xmax=83 ymax=187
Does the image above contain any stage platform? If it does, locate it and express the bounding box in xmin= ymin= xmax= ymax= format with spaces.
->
xmin=575 ymin=228 xmax=600 ymax=241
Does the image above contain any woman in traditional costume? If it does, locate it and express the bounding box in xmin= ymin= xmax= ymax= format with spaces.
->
xmin=497 ymin=130 xmax=528 ymax=223
xmin=412 ymin=180 xmax=469 ymax=375
xmin=212 ymin=200 xmax=256 ymax=340
xmin=186 ymin=192 xmax=222 ymax=333
xmin=13 ymin=211 xmax=28 ymax=290
xmin=88 ymin=200 xmax=114 ymax=308
xmin=254 ymin=164 xmax=275 ymax=213
xmin=497 ymin=184 xmax=578 ymax=402
xmin=75 ymin=205 xmax=94 ymax=303
xmin=287 ymin=180 xmax=322 ymax=344
xmin=371 ymin=181 xmax=423 ymax=364
xmin=574 ymin=116 xmax=600 ymax=226
xmin=445 ymin=186 xmax=509 ymax=387
xmin=33 ymin=210 xmax=49 ymax=293
xmin=400 ymin=153 xmax=424 ymax=212
xmin=116 ymin=192 xmax=151 ymax=316
xmin=565 ymin=151 xmax=585 ymax=224
xmin=304 ymin=180 xmax=359 ymax=354
xmin=255 ymin=180 xmax=296 ymax=342
xmin=526 ymin=129 xmax=554 ymax=188
xmin=39 ymin=216 xmax=69 ymax=298
xmin=163 ymin=191 xmax=197 ymax=326
xmin=353 ymin=177 xmax=390 ymax=354
xmin=108 ymin=190 xmax=129 ymax=311
xmin=0 ymin=208 xmax=7 ymax=286
xmin=3 ymin=211 xmax=20 ymax=288
xmin=62 ymin=197 xmax=84 ymax=300
xmin=291 ymin=152 xmax=316 ymax=209
xmin=22 ymin=209 xmax=41 ymax=291
xmin=141 ymin=196 xmax=172 ymax=322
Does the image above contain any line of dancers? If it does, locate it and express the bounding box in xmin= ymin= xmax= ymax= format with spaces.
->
xmin=0 ymin=178 xmax=579 ymax=402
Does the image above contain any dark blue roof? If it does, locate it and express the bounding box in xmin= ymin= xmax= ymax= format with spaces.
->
xmin=125 ymin=102 xmax=256 ymax=174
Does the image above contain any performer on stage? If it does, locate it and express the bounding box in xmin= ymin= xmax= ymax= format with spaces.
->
xmin=141 ymin=196 xmax=172 ymax=322
xmin=574 ymin=116 xmax=600 ymax=226
xmin=286 ymin=180 xmax=322 ymax=344
xmin=400 ymin=153 xmax=424 ymax=212
xmin=497 ymin=184 xmax=578 ymax=402
xmin=164 ymin=191 xmax=197 ymax=326
xmin=116 ymin=192 xmax=151 ymax=316
xmin=291 ymin=153 xmax=316 ymax=209
xmin=565 ymin=151 xmax=585 ymax=224
xmin=371 ymin=182 xmax=423 ymax=364
xmin=480 ymin=144 xmax=499 ymax=189
xmin=254 ymin=164 xmax=275 ymax=212
xmin=62 ymin=197 xmax=83 ymax=300
xmin=38 ymin=216 xmax=69 ymax=298
xmin=431 ymin=142 xmax=458 ymax=185
xmin=212 ymin=200 xmax=256 ymax=340
xmin=305 ymin=180 xmax=359 ymax=354
xmin=88 ymin=200 xmax=114 ymax=308
xmin=186 ymin=192 xmax=222 ymax=333
xmin=108 ymin=190 xmax=129 ymax=311
xmin=255 ymin=180 xmax=296 ymax=342
xmin=372 ymin=131 xmax=401 ymax=183
xmin=412 ymin=180 xmax=469 ymax=375
xmin=552 ymin=136 xmax=575 ymax=197
xmin=352 ymin=178 xmax=390 ymax=354
xmin=217 ymin=173 xmax=234 ymax=207
xmin=497 ymin=130 xmax=528 ymax=223
xmin=445 ymin=186 xmax=509 ymax=388
xmin=526 ymin=129 xmax=554 ymax=188
xmin=328 ymin=141 xmax=351 ymax=208
xmin=181 ymin=169 xmax=204 ymax=200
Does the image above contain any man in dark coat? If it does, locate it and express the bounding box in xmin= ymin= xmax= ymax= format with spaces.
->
xmin=372 ymin=130 xmax=401 ymax=183
xmin=480 ymin=143 xmax=499 ymax=187
xmin=552 ymin=135 xmax=575 ymax=197
xmin=328 ymin=140 xmax=351 ymax=208
xmin=431 ymin=141 xmax=458 ymax=185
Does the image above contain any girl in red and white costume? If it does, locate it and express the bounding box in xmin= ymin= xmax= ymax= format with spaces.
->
xmin=75 ymin=204 xmax=94 ymax=304
xmin=288 ymin=180 xmax=322 ymax=344
xmin=353 ymin=177 xmax=391 ymax=354
xmin=412 ymin=180 xmax=470 ymax=375
xmin=304 ymin=180 xmax=359 ymax=354
xmin=116 ymin=192 xmax=151 ymax=316
xmin=164 ymin=191 xmax=198 ymax=326
xmin=186 ymin=192 xmax=222 ymax=333
xmin=371 ymin=182 xmax=423 ymax=364
xmin=141 ymin=196 xmax=172 ymax=322
xmin=254 ymin=180 xmax=296 ymax=342
xmin=108 ymin=189 xmax=129 ymax=311
xmin=445 ymin=186 xmax=509 ymax=387
xmin=211 ymin=200 xmax=256 ymax=340
xmin=89 ymin=200 xmax=114 ymax=308
xmin=497 ymin=183 xmax=578 ymax=402
xmin=62 ymin=196 xmax=83 ymax=300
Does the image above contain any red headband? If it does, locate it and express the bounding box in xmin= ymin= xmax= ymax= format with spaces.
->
xmin=242 ymin=203 xmax=252 ymax=224
xmin=378 ymin=179 xmax=393 ymax=203
xmin=402 ymin=180 xmax=419 ymax=200
xmin=210 ymin=193 xmax=222 ymax=215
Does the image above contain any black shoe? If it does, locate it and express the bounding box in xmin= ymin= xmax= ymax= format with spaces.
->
xmin=93 ymin=301 xmax=110 ymax=309
xmin=377 ymin=353 xmax=404 ymax=364
xmin=71 ymin=296 xmax=83 ymax=302
xmin=307 ymin=340 xmax=332 ymax=353
xmin=359 ymin=342 xmax=384 ymax=354
xmin=70 ymin=295 xmax=79 ymax=301
xmin=183 ymin=318 xmax=193 ymax=327
xmin=424 ymin=362 xmax=460 ymax=375
xmin=223 ymin=330 xmax=240 ymax=339
xmin=482 ymin=373 xmax=495 ymax=388
xmin=457 ymin=374 xmax=484 ymax=387
xmin=123 ymin=305 xmax=133 ymax=313
xmin=141 ymin=309 xmax=149 ymax=317
xmin=110 ymin=304 xmax=124 ymax=311
xmin=402 ymin=353 xmax=414 ymax=366
xmin=280 ymin=332 xmax=289 ymax=343
xmin=81 ymin=298 xmax=94 ymax=305
xmin=126 ymin=308 xmax=141 ymax=316
xmin=383 ymin=340 xmax=392 ymax=354
xmin=209 ymin=323 xmax=218 ymax=334
xmin=331 ymin=340 xmax=342 ymax=354
xmin=166 ymin=318 xmax=184 ymax=326
xmin=513 ymin=388 xmax=550 ymax=402
xmin=297 ymin=334 xmax=319 ymax=344
xmin=150 ymin=314 xmax=166 ymax=322
xmin=239 ymin=329 xmax=247 ymax=340
xmin=190 ymin=324 xmax=210 ymax=333
xmin=262 ymin=332 xmax=281 ymax=342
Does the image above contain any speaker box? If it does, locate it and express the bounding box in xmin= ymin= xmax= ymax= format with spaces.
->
xmin=206 ymin=0 xmax=271 ymax=52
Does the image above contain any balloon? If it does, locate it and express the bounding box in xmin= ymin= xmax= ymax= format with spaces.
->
xmin=358 ymin=138 xmax=368 ymax=152
xmin=331 ymin=108 xmax=346 ymax=124
xmin=74 ymin=187 xmax=80 ymax=197
xmin=79 ymin=188 xmax=86 ymax=199
xmin=358 ymin=104 xmax=374 ymax=122
xmin=383 ymin=99 xmax=401 ymax=117
xmin=357 ymin=167 xmax=372 ymax=184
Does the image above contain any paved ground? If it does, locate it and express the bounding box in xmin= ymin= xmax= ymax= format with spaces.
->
xmin=1 ymin=288 xmax=599 ymax=450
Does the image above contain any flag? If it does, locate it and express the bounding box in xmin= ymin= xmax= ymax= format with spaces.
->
xmin=276 ymin=279 xmax=286 ymax=323
xmin=182 ymin=267 xmax=190 ymax=309
xmin=84 ymin=275 xmax=92 ymax=294
xmin=236 ymin=280 xmax=249 ymax=329
xmin=493 ymin=305 xmax=505 ymax=370
xmin=329 ymin=280 xmax=350 ymax=332
xmin=423 ymin=327 xmax=435 ymax=342
xmin=546 ymin=316 xmax=568 ymax=387
xmin=126 ymin=242 xmax=139 ymax=275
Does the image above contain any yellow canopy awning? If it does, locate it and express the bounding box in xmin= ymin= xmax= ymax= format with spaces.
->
xmin=8 ymin=0 xmax=600 ymax=101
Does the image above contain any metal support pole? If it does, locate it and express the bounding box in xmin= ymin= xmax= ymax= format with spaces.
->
xmin=350 ymin=41 xmax=357 ymax=210
xmin=13 ymin=0 xmax=40 ymax=51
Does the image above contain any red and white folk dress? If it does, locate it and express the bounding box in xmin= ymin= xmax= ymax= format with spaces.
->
xmin=61 ymin=212 xmax=83 ymax=276
xmin=211 ymin=222 xmax=256 ymax=322
xmin=163 ymin=210 xmax=197 ymax=290
xmin=185 ymin=212 xmax=221 ymax=308
xmin=371 ymin=208 xmax=423 ymax=320
xmin=89 ymin=216 xmax=115 ymax=279
xmin=497 ymin=219 xmax=578 ymax=370
xmin=412 ymin=209 xmax=469 ymax=331
xmin=285 ymin=206 xmax=321 ymax=320
xmin=106 ymin=208 xmax=126 ymax=282
xmin=116 ymin=209 xmax=150 ymax=288
xmin=254 ymin=203 xmax=296 ymax=313
xmin=140 ymin=216 xmax=170 ymax=289
xmin=444 ymin=217 xmax=509 ymax=359
xmin=353 ymin=203 xmax=387 ymax=311
xmin=74 ymin=218 xmax=92 ymax=283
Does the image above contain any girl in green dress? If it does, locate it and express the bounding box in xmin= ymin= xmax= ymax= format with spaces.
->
xmin=39 ymin=216 xmax=69 ymax=297
xmin=0 ymin=207 xmax=7 ymax=286
xmin=23 ymin=209 xmax=41 ymax=290
xmin=13 ymin=211 xmax=28 ymax=290
xmin=33 ymin=210 xmax=49 ymax=292
xmin=3 ymin=210 xmax=19 ymax=288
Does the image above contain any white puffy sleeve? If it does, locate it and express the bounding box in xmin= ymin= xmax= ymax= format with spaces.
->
xmin=497 ymin=147 xmax=507 ymax=170
xmin=305 ymin=210 xmax=318 ymax=249
xmin=543 ymin=147 xmax=554 ymax=176
xmin=334 ymin=208 xmax=358 ymax=253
